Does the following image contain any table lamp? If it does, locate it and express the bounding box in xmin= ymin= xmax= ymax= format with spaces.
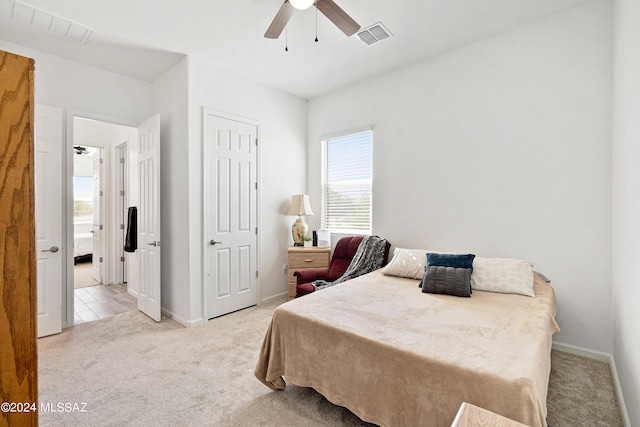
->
xmin=287 ymin=194 xmax=314 ymax=246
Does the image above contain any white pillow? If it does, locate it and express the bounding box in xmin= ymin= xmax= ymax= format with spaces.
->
xmin=471 ymin=257 xmax=535 ymax=297
xmin=381 ymin=248 xmax=430 ymax=280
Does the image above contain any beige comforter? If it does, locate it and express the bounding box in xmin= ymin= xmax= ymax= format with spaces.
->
xmin=255 ymin=270 xmax=559 ymax=427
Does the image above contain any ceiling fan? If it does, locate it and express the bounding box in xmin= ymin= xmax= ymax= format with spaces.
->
xmin=74 ymin=145 xmax=88 ymax=155
xmin=264 ymin=0 xmax=361 ymax=39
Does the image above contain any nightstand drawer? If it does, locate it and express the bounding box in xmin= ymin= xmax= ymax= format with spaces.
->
xmin=288 ymin=252 xmax=330 ymax=269
xmin=287 ymin=247 xmax=330 ymax=299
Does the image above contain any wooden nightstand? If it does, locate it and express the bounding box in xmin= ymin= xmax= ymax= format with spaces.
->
xmin=287 ymin=246 xmax=330 ymax=299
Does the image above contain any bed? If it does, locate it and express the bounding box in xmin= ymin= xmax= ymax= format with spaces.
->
xmin=74 ymin=232 xmax=93 ymax=258
xmin=74 ymin=217 xmax=93 ymax=260
xmin=255 ymin=269 xmax=559 ymax=427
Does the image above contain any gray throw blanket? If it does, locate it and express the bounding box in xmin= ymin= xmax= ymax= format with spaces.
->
xmin=313 ymin=235 xmax=387 ymax=291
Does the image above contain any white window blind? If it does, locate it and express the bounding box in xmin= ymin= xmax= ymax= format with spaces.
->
xmin=321 ymin=130 xmax=372 ymax=234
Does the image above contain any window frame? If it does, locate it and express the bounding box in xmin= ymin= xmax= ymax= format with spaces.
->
xmin=320 ymin=128 xmax=373 ymax=235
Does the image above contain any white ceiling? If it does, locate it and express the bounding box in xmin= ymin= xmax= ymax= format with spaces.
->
xmin=0 ymin=0 xmax=592 ymax=99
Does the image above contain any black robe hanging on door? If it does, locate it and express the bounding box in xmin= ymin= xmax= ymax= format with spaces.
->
xmin=124 ymin=206 xmax=137 ymax=253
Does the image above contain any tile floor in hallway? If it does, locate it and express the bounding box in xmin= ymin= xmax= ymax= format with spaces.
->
xmin=74 ymin=283 xmax=137 ymax=324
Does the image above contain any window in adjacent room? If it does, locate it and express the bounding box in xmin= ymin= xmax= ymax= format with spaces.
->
xmin=321 ymin=129 xmax=372 ymax=234
xmin=73 ymin=176 xmax=94 ymax=219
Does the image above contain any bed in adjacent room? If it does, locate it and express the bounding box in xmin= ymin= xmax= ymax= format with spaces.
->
xmin=74 ymin=216 xmax=93 ymax=262
xmin=74 ymin=232 xmax=93 ymax=259
xmin=255 ymin=251 xmax=559 ymax=427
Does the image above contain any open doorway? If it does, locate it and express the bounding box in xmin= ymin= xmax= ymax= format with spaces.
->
xmin=71 ymin=117 xmax=137 ymax=324
xmin=72 ymin=144 xmax=100 ymax=288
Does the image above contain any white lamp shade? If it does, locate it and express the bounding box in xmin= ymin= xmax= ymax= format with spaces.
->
xmin=289 ymin=0 xmax=315 ymax=10
xmin=286 ymin=194 xmax=314 ymax=216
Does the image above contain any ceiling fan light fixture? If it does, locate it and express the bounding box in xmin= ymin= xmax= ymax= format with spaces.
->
xmin=289 ymin=0 xmax=314 ymax=10
xmin=265 ymin=0 xmax=359 ymax=39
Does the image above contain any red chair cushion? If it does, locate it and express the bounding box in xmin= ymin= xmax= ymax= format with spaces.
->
xmin=296 ymin=282 xmax=316 ymax=297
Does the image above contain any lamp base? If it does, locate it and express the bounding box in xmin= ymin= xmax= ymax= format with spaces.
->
xmin=291 ymin=217 xmax=309 ymax=246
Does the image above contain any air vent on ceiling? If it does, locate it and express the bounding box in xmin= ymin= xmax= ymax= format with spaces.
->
xmin=0 ymin=0 xmax=93 ymax=44
xmin=356 ymin=22 xmax=392 ymax=46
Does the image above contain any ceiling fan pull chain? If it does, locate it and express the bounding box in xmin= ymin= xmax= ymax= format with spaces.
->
xmin=315 ymin=0 xmax=319 ymax=42
xmin=285 ymin=6 xmax=289 ymax=51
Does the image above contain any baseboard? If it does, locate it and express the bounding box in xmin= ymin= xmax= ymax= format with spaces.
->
xmin=261 ymin=291 xmax=287 ymax=305
xmin=607 ymin=356 xmax=632 ymax=427
xmin=551 ymin=342 xmax=610 ymax=362
xmin=185 ymin=317 xmax=205 ymax=328
xmin=552 ymin=342 xmax=631 ymax=427
xmin=159 ymin=308 xmax=204 ymax=328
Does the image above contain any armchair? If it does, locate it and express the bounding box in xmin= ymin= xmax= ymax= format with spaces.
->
xmin=294 ymin=235 xmax=391 ymax=297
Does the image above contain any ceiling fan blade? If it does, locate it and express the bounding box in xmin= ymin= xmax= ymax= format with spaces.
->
xmin=264 ymin=1 xmax=293 ymax=39
xmin=315 ymin=0 xmax=361 ymax=37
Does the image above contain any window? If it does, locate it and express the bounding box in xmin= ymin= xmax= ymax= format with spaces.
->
xmin=73 ymin=176 xmax=93 ymax=219
xmin=321 ymin=129 xmax=372 ymax=234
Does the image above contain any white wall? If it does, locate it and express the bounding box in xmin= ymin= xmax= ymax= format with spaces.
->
xmin=0 ymin=40 xmax=156 ymax=327
xmin=73 ymin=152 xmax=93 ymax=177
xmin=151 ymin=57 xmax=190 ymax=324
xmin=308 ymin=1 xmax=613 ymax=352
xmin=612 ymin=0 xmax=640 ymax=424
xmin=153 ymin=56 xmax=307 ymax=325
xmin=0 ymin=42 xmax=154 ymax=123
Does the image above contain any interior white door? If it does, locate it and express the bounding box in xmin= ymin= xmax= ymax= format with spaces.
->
xmin=137 ymin=115 xmax=161 ymax=321
xmin=91 ymin=148 xmax=104 ymax=283
xmin=205 ymin=112 xmax=258 ymax=319
xmin=35 ymin=104 xmax=63 ymax=337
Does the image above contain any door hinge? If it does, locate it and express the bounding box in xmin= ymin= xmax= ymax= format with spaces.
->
xmin=255 ymin=138 xmax=258 ymax=146
xmin=256 ymin=271 xmax=259 ymax=278
xmin=121 ymin=256 xmax=125 ymax=262
xmin=99 ymin=225 xmax=103 ymax=230
xmin=100 ymin=257 xmax=104 ymax=263
xmin=120 ymin=157 xmax=125 ymax=164
xmin=120 ymin=190 xmax=125 ymax=196
xmin=120 ymin=224 xmax=125 ymax=230
xmin=100 ymin=158 xmax=104 ymax=164
xmin=100 ymin=190 xmax=104 ymax=197
xmin=255 ymin=227 xmax=258 ymax=235
xmin=255 ymin=182 xmax=258 ymax=190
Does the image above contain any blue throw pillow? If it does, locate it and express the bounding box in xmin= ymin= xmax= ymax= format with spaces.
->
xmin=426 ymin=253 xmax=475 ymax=270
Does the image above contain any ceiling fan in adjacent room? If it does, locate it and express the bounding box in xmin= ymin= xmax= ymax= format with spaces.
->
xmin=264 ymin=0 xmax=360 ymax=39
xmin=74 ymin=145 xmax=88 ymax=155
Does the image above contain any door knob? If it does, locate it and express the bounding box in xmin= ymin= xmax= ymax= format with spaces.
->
xmin=41 ymin=246 xmax=59 ymax=253
xmin=210 ymin=240 xmax=222 ymax=245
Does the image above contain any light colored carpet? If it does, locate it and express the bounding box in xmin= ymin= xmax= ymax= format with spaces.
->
xmin=38 ymin=298 xmax=624 ymax=427
xmin=74 ymin=261 xmax=99 ymax=289
xmin=547 ymin=350 xmax=624 ymax=427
